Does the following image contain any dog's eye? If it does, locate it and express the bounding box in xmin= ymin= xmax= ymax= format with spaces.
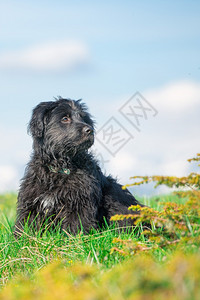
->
xmin=61 ymin=116 xmax=71 ymax=124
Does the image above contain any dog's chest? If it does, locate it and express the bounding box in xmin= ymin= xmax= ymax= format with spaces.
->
xmin=38 ymin=172 xmax=102 ymax=213
xmin=40 ymin=195 xmax=56 ymax=211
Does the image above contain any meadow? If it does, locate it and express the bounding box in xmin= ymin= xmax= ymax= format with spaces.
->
xmin=0 ymin=154 xmax=199 ymax=299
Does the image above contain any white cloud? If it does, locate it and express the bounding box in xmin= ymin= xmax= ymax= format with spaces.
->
xmin=106 ymin=151 xmax=137 ymax=180
xmin=0 ymin=126 xmax=31 ymax=164
xmin=0 ymin=126 xmax=30 ymax=192
xmin=160 ymin=159 xmax=189 ymax=176
xmin=145 ymin=80 xmax=200 ymax=112
xmin=0 ymin=165 xmax=19 ymax=193
xmin=0 ymin=40 xmax=90 ymax=73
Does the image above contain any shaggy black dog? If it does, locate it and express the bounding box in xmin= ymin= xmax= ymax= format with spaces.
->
xmin=14 ymin=98 xmax=142 ymax=236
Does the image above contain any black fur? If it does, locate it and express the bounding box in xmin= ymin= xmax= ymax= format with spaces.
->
xmin=14 ymin=98 xmax=142 ymax=236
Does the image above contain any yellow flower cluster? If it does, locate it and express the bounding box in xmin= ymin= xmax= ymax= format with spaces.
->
xmin=1 ymin=253 xmax=200 ymax=300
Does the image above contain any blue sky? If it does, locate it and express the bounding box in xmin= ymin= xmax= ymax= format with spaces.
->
xmin=0 ymin=0 xmax=200 ymax=194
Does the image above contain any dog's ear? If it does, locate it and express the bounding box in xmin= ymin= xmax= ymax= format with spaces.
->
xmin=28 ymin=101 xmax=55 ymax=138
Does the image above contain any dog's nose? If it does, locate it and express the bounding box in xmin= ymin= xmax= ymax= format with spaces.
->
xmin=83 ymin=125 xmax=93 ymax=135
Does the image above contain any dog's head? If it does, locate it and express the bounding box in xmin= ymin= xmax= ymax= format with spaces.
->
xmin=29 ymin=98 xmax=95 ymax=157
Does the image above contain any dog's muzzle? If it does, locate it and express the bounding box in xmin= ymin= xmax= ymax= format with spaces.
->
xmin=82 ymin=125 xmax=94 ymax=136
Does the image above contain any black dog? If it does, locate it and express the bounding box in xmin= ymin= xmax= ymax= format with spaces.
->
xmin=14 ymin=98 xmax=141 ymax=236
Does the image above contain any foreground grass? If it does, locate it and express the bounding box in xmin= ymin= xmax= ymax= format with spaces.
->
xmin=0 ymin=192 xmax=200 ymax=299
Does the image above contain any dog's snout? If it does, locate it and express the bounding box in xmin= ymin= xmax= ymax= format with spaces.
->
xmin=83 ymin=125 xmax=93 ymax=135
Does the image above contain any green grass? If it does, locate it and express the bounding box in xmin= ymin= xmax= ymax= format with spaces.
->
xmin=0 ymin=192 xmax=200 ymax=299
